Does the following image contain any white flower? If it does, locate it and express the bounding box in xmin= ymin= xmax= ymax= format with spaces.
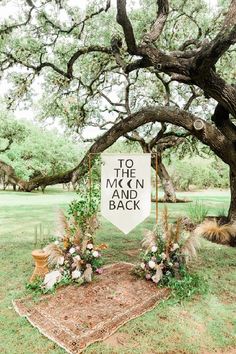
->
xmin=74 ymin=255 xmax=81 ymax=261
xmin=54 ymin=240 xmax=59 ymax=245
xmin=86 ymin=243 xmax=93 ymax=250
xmin=151 ymin=245 xmax=158 ymax=253
xmin=171 ymin=243 xmax=179 ymax=252
xmin=69 ymin=247 xmax=76 ymax=254
xmin=168 ymin=262 xmax=173 ymax=267
xmin=71 ymin=270 xmax=81 ymax=279
xmin=148 ymin=260 xmax=156 ymax=269
xmin=161 ymin=252 xmax=167 ymax=260
xmin=92 ymin=250 xmax=99 ymax=258
xmin=58 ymin=256 xmax=64 ymax=265
xmin=140 ymin=262 xmax=145 ymax=269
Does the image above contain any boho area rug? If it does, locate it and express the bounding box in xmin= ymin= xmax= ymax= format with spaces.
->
xmin=13 ymin=262 xmax=169 ymax=354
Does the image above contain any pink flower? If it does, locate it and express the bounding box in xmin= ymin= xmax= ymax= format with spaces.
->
xmin=95 ymin=268 xmax=103 ymax=274
xmin=145 ymin=273 xmax=151 ymax=280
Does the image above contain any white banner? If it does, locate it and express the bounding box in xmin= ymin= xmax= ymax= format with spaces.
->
xmin=101 ymin=154 xmax=151 ymax=234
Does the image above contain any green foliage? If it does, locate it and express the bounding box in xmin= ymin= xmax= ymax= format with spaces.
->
xmin=83 ymin=249 xmax=104 ymax=270
xmin=26 ymin=273 xmax=76 ymax=295
xmin=169 ymin=157 xmax=229 ymax=191
xmin=68 ymin=182 xmax=100 ymax=231
xmin=26 ymin=277 xmax=48 ymax=295
xmin=187 ymin=201 xmax=209 ymax=223
xmin=216 ymin=207 xmax=227 ymax=217
xmin=1 ymin=0 xmax=231 ymax=135
xmin=0 ymin=119 xmax=80 ymax=181
xmin=0 ymin=109 xmax=28 ymax=151
xmin=160 ymin=266 xmax=208 ymax=301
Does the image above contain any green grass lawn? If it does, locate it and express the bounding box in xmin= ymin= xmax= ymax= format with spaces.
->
xmin=0 ymin=187 xmax=235 ymax=354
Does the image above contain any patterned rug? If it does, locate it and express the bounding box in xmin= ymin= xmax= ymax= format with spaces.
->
xmin=13 ymin=262 xmax=169 ymax=354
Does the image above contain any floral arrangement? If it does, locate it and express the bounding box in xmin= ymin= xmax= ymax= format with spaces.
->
xmin=42 ymin=211 xmax=107 ymax=291
xmin=135 ymin=207 xmax=200 ymax=285
xmin=36 ymin=183 xmax=107 ymax=292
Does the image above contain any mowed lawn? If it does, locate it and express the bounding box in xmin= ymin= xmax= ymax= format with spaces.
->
xmin=0 ymin=187 xmax=235 ymax=354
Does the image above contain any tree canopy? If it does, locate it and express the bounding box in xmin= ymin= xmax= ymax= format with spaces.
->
xmin=0 ymin=0 xmax=236 ymax=219
xmin=0 ymin=110 xmax=81 ymax=188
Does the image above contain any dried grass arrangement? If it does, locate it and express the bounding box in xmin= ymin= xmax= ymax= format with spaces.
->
xmin=195 ymin=218 xmax=236 ymax=246
xmin=136 ymin=206 xmax=201 ymax=284
xmin=32 ymin=209 xmax=107 ymax=292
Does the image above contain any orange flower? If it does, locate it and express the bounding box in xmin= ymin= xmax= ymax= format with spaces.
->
xmin=95 ymin=243 xmax=108 ymax=250
xmin=63 ymin=238 xmax=70 ymax=249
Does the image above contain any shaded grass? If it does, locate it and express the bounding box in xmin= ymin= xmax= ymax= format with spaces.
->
xmin=0 ymin=187 xmax=235 ymax=354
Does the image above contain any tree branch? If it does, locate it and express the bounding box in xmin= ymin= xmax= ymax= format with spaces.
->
xmin=116 ymin=0 xmax=137 ymax=54
xmin=212 ymin=100 xmax=236 ymax=141
xmin=66 ymin=46 xmax=112 ymax=79
xmin=1 ymin=106 xmax=233 ymax=191
xmin=149 ymin=123 xmax=167 ymax=148
xmin=142 ymin=0 xmax=169 ymax=44
xmin=193 ymin=0 xmax=236 ymax=70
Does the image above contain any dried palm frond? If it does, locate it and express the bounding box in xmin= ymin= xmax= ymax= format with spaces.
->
xmin=44 ymin=244 xmax=64 ymax=267
xmin=142 ymin=229 xmax=157 ymax=250
xmin=58 ymin=209 xmax=70 ymax=231
xmin=180 ymin=231 xmax=200 ymax=262
xmin=56 ymin=209 xmax=71 ymax=240
xmin=43 ymin=270 xmax=62 ymax=290
xmin=195 ymin=219 xmax=236 ymax=245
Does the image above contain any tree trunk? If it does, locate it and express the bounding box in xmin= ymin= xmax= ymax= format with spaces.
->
xmin=152 ymin=155 xmax=177 ymax=203
xmin=228 ymin=168 xmax=236 ymax=222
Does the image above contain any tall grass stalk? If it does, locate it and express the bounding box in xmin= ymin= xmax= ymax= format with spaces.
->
xmin=187 ymin=201 xmax=209 ymax=224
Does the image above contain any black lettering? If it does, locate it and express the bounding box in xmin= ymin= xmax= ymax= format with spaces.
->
xmin=118 ymin=159 xmax=124 ymax=168
xmin=126 ymin=200 xmax=133 ymax=210
xmin=126 ymin=159 xmax=134 ymax=168
xmin=130 ymin=190 xmax=137 ymax=199
xmin=106 ymin=179 xmax=117 ymax=188
xmin=130 ymin=169 xmax=136 ymax=178
xmin=117 ymin=200 xmax=125 ymax=210
xmin=136 ymin=179 xmax=144 ymax=188
xmin=121 ymin=169 xmax=129 ymax=177
xmin=112 ymin=189 xmax=119 ymax=198
xmin=114 ymin=168 xmax=120 ymax=178
xmin=109 ymin=200 xmax=116 ymax=210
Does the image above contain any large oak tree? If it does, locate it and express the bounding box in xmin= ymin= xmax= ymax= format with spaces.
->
xmin=0 ymin=0 xmax=236 ymax=220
